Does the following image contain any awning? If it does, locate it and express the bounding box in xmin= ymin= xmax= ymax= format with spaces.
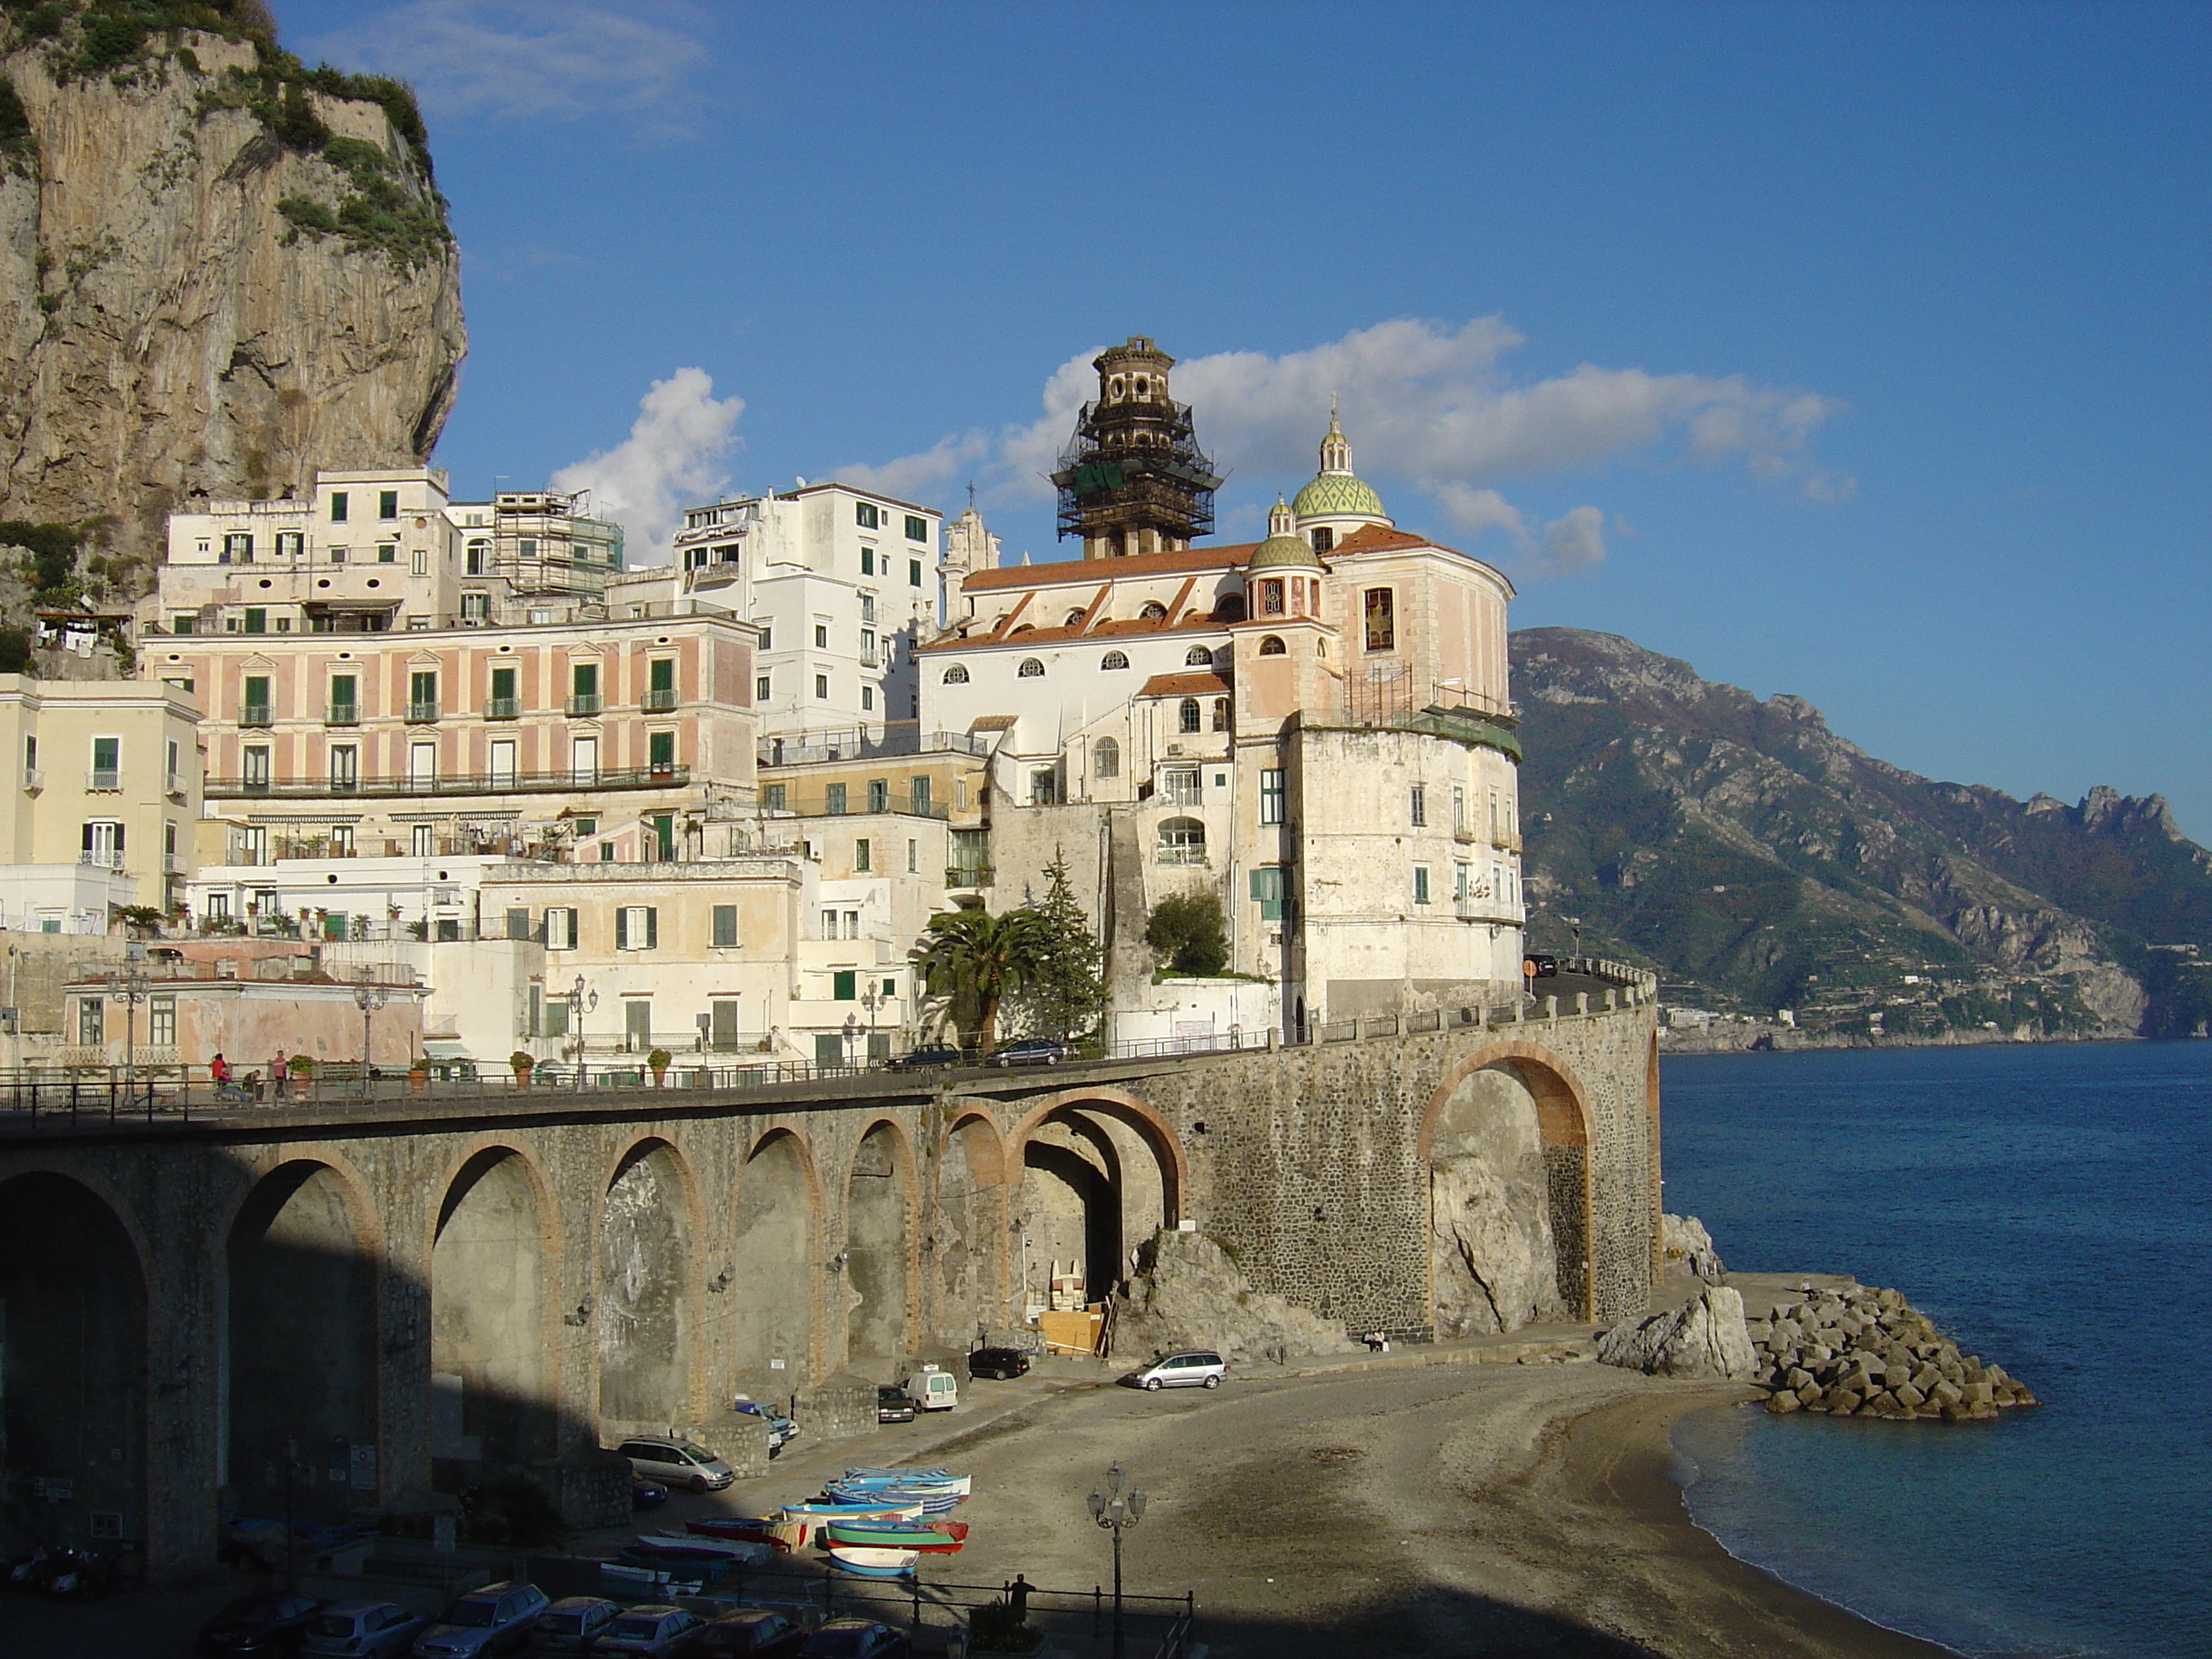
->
xmin=422 ymin=1039 xmax=472 ymax=1060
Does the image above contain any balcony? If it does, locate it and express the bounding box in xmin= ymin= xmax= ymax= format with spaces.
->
xmin=405 ymin=701 xmax=440 ymax=723
xmin=20 ymin=767 xmax=42 ymax=791
xmin=79 ymin=849 xmax=125 ymax=870
xmin=165 ymin=771 xmax=183 ymax=798
xmin=240 ymin=703 xmax=272 ymax=727
xmin=566 ymin=693 xmax=602 ymax=717
xmin=485 ymin=696 xmax=521 ymax=719
xmin=201 ymin=763 xmax=691 ymax=800
xmin=163 ymin=852 xmax=185 ymax=874
xmin=643 ymin=688 xmax=678 ymax=713
xmin=325 ymin=702 xmax=359 ymax=725
xmin=86 ymin=768 xmax=121 ymax=791
xmin=946 ymin=864 xmax=994 ymax=889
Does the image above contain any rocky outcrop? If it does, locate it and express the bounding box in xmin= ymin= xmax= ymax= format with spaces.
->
xmin=1660 ymin=1214 xmax=1726 ymax=1284
xmin=1596 ymin=1285 xmax=1759 ymax=1380
xmin=0 ymin=19 xmax=464 ymax=589
xmin=1107 ymin=1230 xmax=1359 ymax=1366
xmin=1751 ymin=1284 xmax=2038 ymax=1422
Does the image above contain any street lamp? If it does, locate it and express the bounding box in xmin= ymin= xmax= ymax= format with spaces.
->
xmin=1086 ymin=1461 xmax=1147 ymax=1659
xmin=352 ymin=979 xmax=389 ymax=1091
xmin=115 ymin=961 xmax=149 ymax=1096
xmin=567 ymin=974 xmax=597 ymax=1089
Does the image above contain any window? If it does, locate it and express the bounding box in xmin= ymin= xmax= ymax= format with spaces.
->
xmin=825 ymin=783 xmax=847 ymax=815
xmin=867 ymin=778 xmax=888 ymax=813
xmin=1258 ymin=635 xmax=1286 ymax=655
xmin=1364 ymin=587 xmax=1395 ymax=651
xmin=243 ymin=608 xmax=267 ymax=635
xmin=460 ymin=591 xmax=490 ymax=619
xmin=757 ymin=674 xmax=771 ymax=708
xmin=485 ymin=665 xmax=515 ymax=716
xmin=1413 ymin=864 xmax=1431 ymax=905
xmin=942 ymin=665 xmax=969 ymax=684
xmin=327 ymin=545 xmax=347 ymax=565
xmin=411 ymin=823 xmax=434 ymax=856
xmin=1093 ymin=736 xmax=1120 ymax=780
xmin=81 ymin=818 xmax=123 ymax=867
xmin=489 ymin=740 xmax=517 ymax=786
xmin=1249 ymin=865 xmax=1285 ymax=921
xmin=1455 ymin=860 xmax=1472 ymax=900
xmin=910 ymin=558 xmax=923 ymax=586
xmin=408 ymin=741 xmax=436 ymax=786
xmin=1140 ymin=601 xmax=1167 ymax=620
xmin=329 ymin=492 xmax=348 ymax=522
xmin=1184 ymin=645 xmax=1212 ymax=667
xmin=710 ymin=999 xmax=740 ymax=1050
xmin=570 ymin=736 xmax=598 ymax=783
xmin=1213 ymin=697 xmax=1230 ymax=731
xmin=1178 ymin=697 xmax=1201 ymax=733
xmin=329 ymin=744 xmax=358 ymax=789
xmin=1410 ymin=785 xmax=1427 ymax=827
xmin=859 ymin=593 xmax=876 ymax=624
xmin=378 ymin=489 xmax=399 ymax=521
xmin=276 ymin=530 xmax=303 ymax=558
xmin=1260 ymin=579 xmax=1284 ymax=616
xmin=650 ymin=812 xmax=675 ymax=860
xmin=905 ymin=514 xmax=928 ymax=541
xmin=860 ymin=629 xmax=877 ymax=665
xmin=1313 ymin=527 xmax=1335 ymax=553
xmin=465 ymin=538 xmax=488 ymax=574
xmin=1157 ymin=817 xmax=1207 ymax=864
xmin=1018 ymin=658 xmax=1045 ymax=678
xmin=907 ymin=839 xmax=917 ymax=873
xmin=325 ymin=672 xmax=358 ymax=723
xmin=411 ymin=545 xmax=428 ymax=576
xmin=649 ymin=731 xmax=677 ymax=774
xmin=855 ymin=502 xmax=880 ymax=529
xmin=1160 ymin=766 xmax=1201 ymax=806
xmin=815 ymin=673 xmax=830 ymax=700
xmin=1489 ymin=787 xmax=1502 ymax=839
xmin=148 ymin=994 xmax=176 ymax=1047
xmin=860 ymin=547 xmax=875 ymax=577
xmin=834 ymin=969 xmax=858 ymax=1000
xmin=243 ymin=745 xmax=271 ymax=789
xmin=615 ymin=905 xmax=659 ymax=949
xmin=1029 ymin=768 xmax=1056 ymax=806
xmin=624 ymin=1000 xmax=651 ymax=1051
xmin=909 ymin=775 xmax=931 ymax=813
xmin=538 ymin=992 xmax=569 ymax=1037
xmin=854 ymin=838 xmax=871 ymax=872
xmin=762 ymin=783 xmax=786 ymax=812
xmin=409 ymin=670 xmax=438 ymax=721
xmin=711 ymin=904 xmax=738 ymax=948
xmin=1260 ymin=767 xmax=1285 ymax=824
xmin=238 ymin=676 xmax=271 ymax=726
xmin=519 ymin=538 xmax=538 ymax=560
xmin=223 ymin=532 xmax=253 ymax=564
xmin=573 ymin=817 xmax=596 ymax=837
xmin=545 ymin=907 xmax=578 ymax=949
xmin=1101 ymin=650 xmax=1130 ymax=671
xmin=375 ymin=542 xmax=396 ymax=564
xmin=78 ymin=998 xmax=103 ymax=1045
xmin=1454 ymin=786 xmax=1467 ymax=832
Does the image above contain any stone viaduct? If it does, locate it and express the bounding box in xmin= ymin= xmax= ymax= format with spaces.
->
xmin=0 ymin=984 xmax=1657 ymax=1583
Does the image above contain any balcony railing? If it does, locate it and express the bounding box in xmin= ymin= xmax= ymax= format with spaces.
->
xmin=405 ymin=701 xmax=440 ymax=723
xmin=86 ymin=769 xmax=121 ymax=791
xmin=643 ymin=689 xmax=678 ymax=713
xmin=79 ymin=849 xmax=125 ymax=870
xmin=21 ymin=767 xmax=43 ymax=791
xmin=566 ymin=693 xmax=602 ymax=716
xmin=165 ymin=771 xmax=183 ymax=797
xmin=946 ymin=864 xmax=994 ymax=888
xmin=163 ymin=852 xmax=185 ymax=873
xmin=239 ymin=704 xmax=272 ymax=726
xmin=325 ymin=702 xmax=359 ymax=725
xmin=205 ymin=764 xmax=691 ymax=799
xmin=484 ymin=696 xmax=521 ymax=719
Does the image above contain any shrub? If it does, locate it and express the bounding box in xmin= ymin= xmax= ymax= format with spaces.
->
xmin=1144 ymin=891 xmax=1229 ymax=978
xmin=967 ymin=1600 xmax=1040 ymax=1654
xmin=1 ymin=520 xmax=82 ymax=592
xmin=0 ymin=627 xmax=30 ymax=674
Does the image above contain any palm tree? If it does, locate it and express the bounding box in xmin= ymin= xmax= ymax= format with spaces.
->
xmin=914 ymin=905 xmax=1054 ymax=1053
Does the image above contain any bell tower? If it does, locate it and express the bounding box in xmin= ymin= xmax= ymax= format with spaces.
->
xmin=1051 ymin=336 xmax=1223 ymax=559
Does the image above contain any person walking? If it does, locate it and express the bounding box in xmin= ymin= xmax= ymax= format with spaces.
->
xmin=271 ymin=1047 xmax=288 ymax=1100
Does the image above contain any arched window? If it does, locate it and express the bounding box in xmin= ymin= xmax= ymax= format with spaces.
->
xmin=1101 ymin=650 xmax=1130 ymax=670
xmin=1178 ymin=697 xmax=1201 ymax=733
xmin=1064 ymin=609 xmax=1087 ymax=626
xmin=1139 ymin=601 xmax=1167 ymax=620
xmin=1258 ymin=635 xmax=1287 ymax=656
xmin=1093 ymin=736 xmax=1120 ymax=779
xmin=1185 ymin=645 xmax=1213 ymax=667
xmin=1260 ymin=579 xmax=1284 ymax=616
xmin=941 ymin=664 xmax=969 ymax=684
xmin=1157 ymin=816 xmax=1207 ymax=865
xmin=1212 ymin=697 xmax=1231 ymax=731
xmin=1312 ymin=527 xmax=1335 ymax=553
xmin=1018 ymin=658 xmax=1045 ymax=678
xmin=1214 ymin=594 xmax=1246 ymax=622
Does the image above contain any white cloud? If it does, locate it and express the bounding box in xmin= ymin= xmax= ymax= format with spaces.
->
xmin=834 ymin=430 xmax=993 ymax=504
xmin=549 ymin=368 xmax=743 ymax=562
xmin=302 ymin=0 xmax=707 ymax=133
xmin=1537 ymin=505 xmax=1608 ymax=574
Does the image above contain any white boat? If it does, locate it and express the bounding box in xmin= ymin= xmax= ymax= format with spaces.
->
xmin=824 ymin=1544 xmax=921 ymax=1576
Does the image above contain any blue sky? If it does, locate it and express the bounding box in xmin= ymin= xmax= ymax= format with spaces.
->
xmin=283 ymin=1 xmax=2211 ymax=841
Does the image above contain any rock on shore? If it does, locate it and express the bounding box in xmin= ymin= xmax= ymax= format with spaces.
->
xmin=1598 ymin=1286 xmax=1761 ymax=1380
xmin=1753 ymin=1284 xmax=2038 ymax=1421
xmin=1107 ymin=1230 xmax=1359 ymax=1366
xmin=1661 ymin=1213 xmax=1728 ymax=1284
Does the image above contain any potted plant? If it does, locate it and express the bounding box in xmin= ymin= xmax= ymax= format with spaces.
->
xmin=286 ymin=1054 xmax=314 ymax=1093
xmin=407 ymin=1055 xmax=430 ymax=1094
xmin=647 ymin=1048 xmax=672 ymax=1087
xmin=509 ymin=1051 xmax=535 ymax=1089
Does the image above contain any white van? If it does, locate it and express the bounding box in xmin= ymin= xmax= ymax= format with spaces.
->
xmin=905 ymin=1365 xmax=958 ymax=1412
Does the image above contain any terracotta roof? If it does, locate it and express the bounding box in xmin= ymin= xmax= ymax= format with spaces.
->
xmin=964 ymin=543 xmax=1255 ymax=591
xmin=1329 ymin=523 xmax=1441 ymax=556
xmin=918 ymin=611 xmax=1227 ymax=652
xmin=1136 ymin=671 xmax=1231 ymax=698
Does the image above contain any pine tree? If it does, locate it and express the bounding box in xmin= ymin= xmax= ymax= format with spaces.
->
xmin=1027 ymin=852 xmax=1107 ymax=1044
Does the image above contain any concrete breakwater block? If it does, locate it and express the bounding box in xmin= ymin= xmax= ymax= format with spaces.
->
xmin=1749 ymin=1284 xmax=2038 ymax=1422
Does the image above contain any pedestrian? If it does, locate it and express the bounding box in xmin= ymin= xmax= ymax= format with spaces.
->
xmin=271 ymin=1047 xmax=288 ymax=1099
xmin=244 ymin=1069 xmax=264 ymax=1103
xmin=1005 ymin=1574 xmax=1033 ymax=1622
xmin=210 ymin=1051 xmax=231 ymax=1087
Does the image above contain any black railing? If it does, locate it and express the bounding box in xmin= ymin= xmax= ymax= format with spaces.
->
xmin=204 ymin=765 xmax=690 ymax=798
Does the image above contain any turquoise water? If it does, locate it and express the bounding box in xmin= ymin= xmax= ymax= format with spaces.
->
xmin=1660 ymin=1041 xmax=2212 ymax=1659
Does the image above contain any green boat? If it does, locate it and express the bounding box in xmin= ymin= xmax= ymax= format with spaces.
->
xmin=823 ymin=1519 xmax=964 ymax=1552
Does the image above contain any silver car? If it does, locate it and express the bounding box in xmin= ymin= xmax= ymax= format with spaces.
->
xmin=529 ymin=1597 xmax=621 ymax=1654
xmin=617 ymin=1435 xmax=736 ymax=1493
xmin=1126 ymin=1349 xmax=1226 ymax=1390
xmin=303 ymin=1601 xmax=429 ymax=1657
xmin=414 ymin=1581 xmax=550 ymax=1656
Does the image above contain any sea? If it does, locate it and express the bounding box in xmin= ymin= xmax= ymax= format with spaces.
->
xmin=1660 ymin=1040 xmax=2212 ymax=1659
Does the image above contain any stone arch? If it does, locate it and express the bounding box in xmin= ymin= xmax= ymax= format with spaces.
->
xmin=1010 ymin=1089 xmax=1185 ymax=1307
xmin=843 ymin=1118 xmax=917 ymax=1373
xmin=0 ymin=1172 xmax=148 ymax=1557
xmin=431 ymin=1144 xmax=558 ymax=1467
xmin=226 ymin=1158 xmax=382 ymax=1520
xmin=1420 ymin=1043 xmax=1596 ymax=1324
xmin=730 ymin=1126 xmax=823 ymax=1394
xmin=934 ymin=1109 xmax=1011 ymax=1346
xmin=598 ymin=1138 xmax=698 ymax=1429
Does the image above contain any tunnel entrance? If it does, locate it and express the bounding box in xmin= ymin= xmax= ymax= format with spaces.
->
xmin=731 ymin=1132 xmax=816 ymax=1395
xmin=599 ymin=1142 xmax=691 ymax=1429
xmin=432 ymin=1150 xmax=549 ymax=1469
xmin=843 ymin=1122 xmax=910 ymax=1374
xmin=1427 ymin=1059 xmax=1590 ymax=1334
xmin=227 ymin=1162 xmax=380 ymax=1521
xmin=0 ymin=1173 xmax=146 ymax=1560
xmin=1017 ymin=1100 xmax=1178 ymax=1315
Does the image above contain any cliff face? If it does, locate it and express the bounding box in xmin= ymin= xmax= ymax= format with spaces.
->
xmin=1512 ymin=627 xmax=2212 ymax=1040
xmin=0 ymin=21 xmax=464 ymax=586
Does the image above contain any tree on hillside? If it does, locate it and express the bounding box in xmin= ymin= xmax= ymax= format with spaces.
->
xmin=914 ymin=905 xmax=1054 ymax=1053
xmin=1145 ymin=892 xmax=1228 ymax=978
xmin=1023 ymin=853 xmax=1107 ymax=1043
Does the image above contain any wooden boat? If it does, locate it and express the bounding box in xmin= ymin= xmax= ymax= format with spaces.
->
xmin=784 ymin=1499 xmax=925 ymax=1520
xmin=824 ymin=1481 xmax=960 ymax=1513
xmin=637 ymin=1530 xmax=767 ymax=1563
xmin=839 ymin=1468 xmax=972 ymax=1498
xmin=685 ymin=1516 xmax=780 ymax=1546
xmin=824 ymin=1544 xmax=920 ymax=1576
xmin=823 ymin=1519 xmax=965 ymax=1552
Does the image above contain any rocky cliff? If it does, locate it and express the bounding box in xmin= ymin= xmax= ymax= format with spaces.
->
xmin=1512 ymin=627 xmax=2212 ymax=1040
xmin=0 ymin=4 xmax=464 ymax=596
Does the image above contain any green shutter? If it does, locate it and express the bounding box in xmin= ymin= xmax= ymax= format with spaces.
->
xmin=615 ymin=907 xmax=628 ymax=949
xmin=834 ymin=970 xmax=857 ymax=1001
xmin=644 ymin=907 xmax=658 ymax=948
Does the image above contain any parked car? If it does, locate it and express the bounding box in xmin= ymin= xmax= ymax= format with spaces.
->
xmin=592 ymin=1604 xmax=707 ymax=1656
xmin=633 ymin=1476 xmax=671 ymax=1510
xmin=731 ymin=1395 xmax=799 ymax=1454
xmin=800 ymin=1621 xmax=909 ymax=1659
xmin=966 ymin=1346 xmax=1031 ymax=1381
xmin=413 ymin=1582 xmax=549 ymax=1658
xmin=1522 ymin=952 xmax=1559 ymax=979
xmin=983 ymin=1036 xmax=1067 ymax=1068
xmin=197 ymin=1590 xmax=322 ymax=1655
xmin=302 ymin=1602 xmax=429 ymax=1658
xmin=1123 ymin=1350 xmax=1227 ymax=1391
xmin=903 ymin=1365 xmax=958 ymax=1412
xmin=883 ymin=1043 xmax=963 ymax=1071
xmin=617 ymin=1435 xmax=736 ymax=1493
xmin=876 ymin=1385 xmax=915 ymax=1423
xmin=527 ymin=1598 xmax=621 ymax=1655
xmin=698 ymin=1608 xmax=810 ymax=1656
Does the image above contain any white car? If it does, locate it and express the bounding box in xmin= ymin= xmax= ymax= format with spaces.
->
xmin=1125 ymin=1349 xmax=1226 ymax=1390
xmin=414 ymin=1581 xmax=550 ymax=1656
xmin=615 ymin=1434 xmax=736 ymax=1493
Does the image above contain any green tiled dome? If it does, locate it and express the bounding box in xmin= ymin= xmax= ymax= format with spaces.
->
xmin=1291 ymin=470 xmax=1387 ymax=520
xmin=1249 ymin=529 xmax=1322 ymax=569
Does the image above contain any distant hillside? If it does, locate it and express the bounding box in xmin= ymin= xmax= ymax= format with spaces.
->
xmin=1510 ymin=627 xmax=2212 ymax=1042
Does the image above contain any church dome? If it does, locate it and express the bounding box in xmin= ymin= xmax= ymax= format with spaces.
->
xmin=1248 ymin=496 xmax=1323 ymax=569
xmin=1291 ymin=405 xmax=1388 ymax=524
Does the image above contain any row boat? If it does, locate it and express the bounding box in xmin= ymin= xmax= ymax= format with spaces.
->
xmin=824 ymin=1545 xmax=920 ymax=1576
xmin=823 ymin=1519 xmax=964 ymax=1553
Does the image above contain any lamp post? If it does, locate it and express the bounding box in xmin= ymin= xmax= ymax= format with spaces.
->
xmin=859 ymin=979 xmax=885 ymax=1066
xmin=1087 ymin=1460 xmax=1147 ymax=1659
xmin=352 ymin=980 xmax=389 ymax=1092
xmin=116 ymin=961 xmax=149 ymax=1096
xmin=568 ymin=974 xmax=597 ymax=1089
